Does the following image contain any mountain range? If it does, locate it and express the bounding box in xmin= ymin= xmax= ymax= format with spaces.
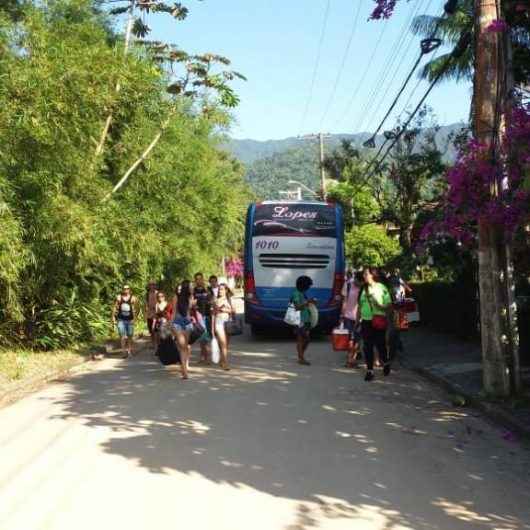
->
xmin=224 ymin=123 xmax=467 ymax=165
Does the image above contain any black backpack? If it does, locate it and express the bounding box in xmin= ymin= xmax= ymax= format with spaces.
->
xmin=157 ymin=336 xmax=180 ymax=365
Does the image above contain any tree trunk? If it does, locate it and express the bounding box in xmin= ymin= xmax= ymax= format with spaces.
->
xmin=474 ymin=0 xmax=518 ymax=396
xmin=399 ymin=225 xmax=413 ymax=253
xmin=477 ymin=222 xmax=511 ymax=394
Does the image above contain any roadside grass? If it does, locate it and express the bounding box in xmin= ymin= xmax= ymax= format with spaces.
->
xmin=0 ymin=327 xmax=150 ymax=395
xmin=0 ymin=346 xmax=93 ymax=391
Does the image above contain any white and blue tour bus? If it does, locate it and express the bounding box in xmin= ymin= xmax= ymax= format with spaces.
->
xmin=244 ymin=201 xmax=345 ymax=334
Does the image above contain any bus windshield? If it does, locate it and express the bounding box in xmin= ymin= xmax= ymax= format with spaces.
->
xmin=253 ymin=203 xmax=336 ymax=237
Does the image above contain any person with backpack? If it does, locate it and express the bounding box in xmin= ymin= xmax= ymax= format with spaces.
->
xmin=193 ymin=272 xmax=213 ymax=364
xmin=358 ymin=267 xmax=392 ymax=381
xmin=388 ymin=268 xmax=412 ymax=303
xmin=341 ymin=271 xmax=363 ymax=368
xmin=112 ymin=285 xmax=138 ymax=359
xmin=171 ymin=280 xmax=194 ymax=379
xmin=388 ymin=268 xmax=412 ymax=360
xmin=291 ymin=275 xmax=315 ymax=366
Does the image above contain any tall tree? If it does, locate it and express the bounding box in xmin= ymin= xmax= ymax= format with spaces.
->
xmin=412 ymin=0 xmax=529 ymax=87
xmin=380 ymin=110 xmax=447 ymax=251
xmin=0 ymin=0 xmax=250 ymax=348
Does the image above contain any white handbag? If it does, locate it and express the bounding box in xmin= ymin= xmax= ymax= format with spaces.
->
xmin=284 ymin=303 xmax=301 ymax=327
xmin=211 ymin=337 xmax=221 ymax=364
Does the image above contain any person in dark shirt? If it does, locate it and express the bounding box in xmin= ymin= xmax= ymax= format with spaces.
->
xmin=194 ymin=272 xmax=213 ymax=364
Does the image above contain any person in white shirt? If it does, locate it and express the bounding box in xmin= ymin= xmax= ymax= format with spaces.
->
xmin=340 ymin=271 xmax=363 ymax=368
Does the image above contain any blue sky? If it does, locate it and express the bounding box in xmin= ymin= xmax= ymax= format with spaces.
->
xmin=148 ymin=0 xmax=472 ymax=140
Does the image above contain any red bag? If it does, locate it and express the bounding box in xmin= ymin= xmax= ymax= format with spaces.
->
xmin=397 ymin=310 xmax=409 ymax=331
xmin=331 ymin=323 xmax=350 ymax=351
xmin=372 ymin=315 xmax=388 ymax=331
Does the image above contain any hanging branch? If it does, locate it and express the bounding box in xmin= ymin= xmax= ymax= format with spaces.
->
xmin=94 ymin=0 xmax=136 ymax=158
xmin=93 ymin=1 xmax=191 ymax=160
xmin=101 ymin=52 xmax=247 ymax=200
xmin=102 ymin=107 xmax=176 ymax=201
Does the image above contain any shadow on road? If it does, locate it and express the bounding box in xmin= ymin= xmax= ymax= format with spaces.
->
xmin=50 ymin=332 xmax=530 ymax=530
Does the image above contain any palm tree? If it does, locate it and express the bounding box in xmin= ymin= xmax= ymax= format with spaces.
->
xmin=412 ymin=0 xmax=529 ymax=87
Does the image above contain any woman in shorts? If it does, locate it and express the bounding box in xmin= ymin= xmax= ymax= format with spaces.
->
xmin=213 ymin=283 xmax=234 ymax=371
xmin=341 ymin=271 xmax=363 ymax=368
xmin=171 ymin=280 xmax=194 ymax=379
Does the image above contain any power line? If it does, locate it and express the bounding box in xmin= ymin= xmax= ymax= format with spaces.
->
xmin=368 ymin=29 xmax=473 ymax=178
xmin=397 ymin=41 xmax=442 ymax=119
xmin=353 ymin=0 xmax=429 ymax=133
xmin=333 ymin=17 xmax=390 ymax=130
xmin=358 ymin=0 xmax=436 ymax=133
xmin=318 ymin=0 xmax=364 ymax=130
xmin=359 ymin=0 xmax=445 ymax=143
xmin=299 ymin=0 xmax=332 ymax=135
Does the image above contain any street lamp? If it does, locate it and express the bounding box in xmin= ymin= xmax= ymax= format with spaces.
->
xmin=279 ymin=189 xmax=301 ymax=201
xmin=288 ymin=180 xmax=319 ymax=198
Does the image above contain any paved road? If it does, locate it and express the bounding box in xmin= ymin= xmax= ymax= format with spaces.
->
xmin=1 ymin=331 xmax=529 ymax=530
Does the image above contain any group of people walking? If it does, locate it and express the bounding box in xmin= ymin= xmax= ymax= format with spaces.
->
xmin=291 ymin=267 xmax=411 ymax=382
xmin=112 ymin=266 xmax=411 ymax=383
xmin=112 ymin=273 xmax=236 ymax=379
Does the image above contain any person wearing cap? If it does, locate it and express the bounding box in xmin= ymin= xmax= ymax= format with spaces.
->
xmin=112 ymin=285 xmax=138 ymax=358
xmin=145 ymin=281 xmax=158 ymax=350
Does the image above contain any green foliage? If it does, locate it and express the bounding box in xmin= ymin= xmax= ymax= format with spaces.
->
xmin=412 ymin=1 xmax=530 ymax=87
xmin=245 ymin=147 xmax=319 ymax=200
xmin=0 ymin=178 xmax=26 ymax=322
xmin=323 ymin=140 xmax=400 ymax=268
xmin=345 ymin=225 xmax=401 ymax=268
xmin=377 ymin=109 xmax=447 ymax=251
xmin=324 ymin=141 xmax=381 ymax=229
xmin=326 ymin=181 xmax=380 ymax=230
xmin=32 ymin=292 xmax=109 ymax=350
xmin=0 ymin=0 xmax=250 ymax=348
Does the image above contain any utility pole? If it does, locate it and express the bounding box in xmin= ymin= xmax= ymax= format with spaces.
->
xmin=474 ymin=0 xmax=520 ymax=396
xmin=298 ymin=133 xmax=331 ymax=200
xmin=319 ymin=133 xmax=326 ymax=199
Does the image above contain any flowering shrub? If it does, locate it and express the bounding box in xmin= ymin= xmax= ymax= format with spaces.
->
xmin=486 ymin=19 xmax=510 ymax=33
xmin=370 ymin=0 xmax=399 ymax=20
xmin=421 ymin=104 xmax=530 ymax=245
xmin=225 ymin=257 xmax=243 ymax=279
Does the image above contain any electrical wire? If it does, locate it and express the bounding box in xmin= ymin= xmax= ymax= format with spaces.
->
xmin=358 ymin=0 xmax=437 ymax=133
xmin=333 ymin=17 xmax=390 ymax=130
xmin=359 ymin=0 xmax=445 ymax=140
xmin=368 ymin=29 xmax=472 ymax=178
xmin=363 ymin=46 xmax=439 ymax=174
xmin=354 ymin=0 xmax=430 ymax=133
xmin=299 ymin=0 xmax=332 ymax=135
xmin=397 ymin=41 xmax=442 ymax=120
xmin=318 ymin=0 xmax=364 ymax=130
